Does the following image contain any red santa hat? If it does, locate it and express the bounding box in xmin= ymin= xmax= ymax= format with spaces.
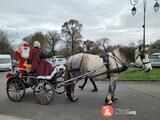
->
xmin=23 ymin=42 xmax=29 ymax=49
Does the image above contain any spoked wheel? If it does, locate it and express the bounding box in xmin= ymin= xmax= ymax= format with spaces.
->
xmin=54 ymin=77 xmax=66 ymax=94
xmin=33 ymin=80 xmax=54 ymax=105
xmin=6 ymin=78 xmax=25 ymax=102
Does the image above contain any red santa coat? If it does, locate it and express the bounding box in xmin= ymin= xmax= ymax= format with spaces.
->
xmin=13 ymin=51 xmax=26 ymax=70
xmin=29 ymin=47 xmax=53 ymax=76
xmin=12 ymin=42 xmax=30 ymax=75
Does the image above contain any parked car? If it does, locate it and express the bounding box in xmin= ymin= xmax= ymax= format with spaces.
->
xmin=149 ymin=53 xmax=160 ymax=67
xmin=53 ymin=57 xmax=67 ymax=66
xmin=0 ymin=55 xmax=12 ymax=71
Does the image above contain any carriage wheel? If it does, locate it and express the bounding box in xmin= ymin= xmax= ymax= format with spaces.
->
xmin=33 ymin=80 xmax=54 ymax=105
xmin=54 ymin=85 xmax=66 ymax=94
xmin=6 ymin=78 xmax=25 ymax=102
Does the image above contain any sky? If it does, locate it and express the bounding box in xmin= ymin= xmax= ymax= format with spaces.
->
xmin=0 ymin=0 xmax=160 ymax=46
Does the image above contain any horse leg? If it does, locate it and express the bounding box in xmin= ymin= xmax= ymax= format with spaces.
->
xmin=66 ymin=83 xmax=78 ymax=102
xmin=66 ymin=84 xmax=72 ymax=100
xmin=105 ymin=76 xmax=118 ymax=105
xmin=89 ymin=77 xmax=98 ymax=92
xmin=78 ymin=76 xmax=88 ymax=90
xmin=63 ymin=67 xmax=78 ymax=102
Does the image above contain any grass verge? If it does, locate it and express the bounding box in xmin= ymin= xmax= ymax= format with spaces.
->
xmin=119 ymin=68 xmax=160 ymax=80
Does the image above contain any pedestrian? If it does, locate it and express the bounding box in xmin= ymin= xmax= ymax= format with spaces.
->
xmin=78 ymin=76 xmax=98 ymax=92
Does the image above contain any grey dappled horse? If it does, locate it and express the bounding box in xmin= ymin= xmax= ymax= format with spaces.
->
xmin=64 ymin=45 xmax=152 ymax=104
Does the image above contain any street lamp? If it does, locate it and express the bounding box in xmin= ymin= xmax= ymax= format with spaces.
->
xmin=130 ymin=0 xmax=138 ymax=15
xmin=154 ymin=1 xmax=160 ymax=12
xmin=131 ymin=6 xmax=137 ymax=16
xmin=130 ymin=0 xmax=160 ymax=49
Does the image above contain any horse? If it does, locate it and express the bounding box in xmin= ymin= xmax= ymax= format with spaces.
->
xmin=63 ymin=45 xmax=152 ymax=104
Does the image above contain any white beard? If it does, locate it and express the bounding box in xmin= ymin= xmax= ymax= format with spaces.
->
xmin=21 ymin=48 xmax=30 ymax=59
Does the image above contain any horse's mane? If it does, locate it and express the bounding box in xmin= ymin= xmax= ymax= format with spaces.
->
xmin=118 ymin=47 xmax=135 ymax=63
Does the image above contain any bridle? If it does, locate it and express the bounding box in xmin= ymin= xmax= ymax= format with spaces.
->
xmin=134 ymin=51 xmax=151 ymax=68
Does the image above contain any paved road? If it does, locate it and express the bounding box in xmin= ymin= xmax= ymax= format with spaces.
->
xmin=0 ymin=71 xmax=160 ymax=120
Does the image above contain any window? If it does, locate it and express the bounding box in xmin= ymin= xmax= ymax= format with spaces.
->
xmin=150 ymin=55 xmax=160 ymax=59
xmin=0 ymin=58 xmax=11 ymax=64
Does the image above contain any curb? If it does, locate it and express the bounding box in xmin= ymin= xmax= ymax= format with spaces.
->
xmin=0 ymin=114 xmax=31 ymax=120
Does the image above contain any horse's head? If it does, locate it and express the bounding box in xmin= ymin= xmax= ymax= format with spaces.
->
xmin=134 ymin=45 xmax=152 ymax=72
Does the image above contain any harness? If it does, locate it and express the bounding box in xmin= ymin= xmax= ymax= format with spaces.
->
xmin=69 ymin=53 xmax=85 ymax=76
xmin=110 ymin=52 xmax=128 ymax=73
xmin=103 ymin=51 xmax=128 ymax=79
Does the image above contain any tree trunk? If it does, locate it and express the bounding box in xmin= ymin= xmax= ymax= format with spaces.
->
xmin=71 ymin=36 xmax=74 ymax=55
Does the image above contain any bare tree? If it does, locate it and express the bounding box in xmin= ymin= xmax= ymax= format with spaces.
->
xmin=45 ymin=31 xmax=61 ymax=55
xmin=0 ymin=29 xmax=13 ymax=54
xmin=23 ymin=32 xmax=47 ymax=51
xmin=61 ymin=19 xmax=83 ymax=55
xmin=83 ymin=39 xmax=95 ymax=52
xmin=96 ymin=37 xmax=110 ymax=49
xmin=148 ymin=39 xmax=160 ymax=54
xmin=128 ymin=42 xmax=135 ymax=47
xmin=137 ymin=40 xmax=143 ymax=46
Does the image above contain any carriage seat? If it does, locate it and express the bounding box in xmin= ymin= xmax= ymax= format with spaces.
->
xmin=36 ymin=65 xmax=65 ymax=80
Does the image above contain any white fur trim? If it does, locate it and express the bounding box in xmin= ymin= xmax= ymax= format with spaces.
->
xmin=37 ymin=69 xmax=57 ymax=80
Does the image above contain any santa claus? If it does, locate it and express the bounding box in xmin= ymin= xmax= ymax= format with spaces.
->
xmin=13 ymin=42 xmax=30 ymax=74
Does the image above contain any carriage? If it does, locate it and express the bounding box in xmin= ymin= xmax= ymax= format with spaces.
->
xmin=6 ymin=65 xmax=69 ymax=105
xmin=6 ymin=64 xmax=103 ymax=105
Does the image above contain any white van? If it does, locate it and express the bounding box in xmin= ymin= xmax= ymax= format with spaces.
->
xmin=0 ymin=55 xmax=12 ymax=71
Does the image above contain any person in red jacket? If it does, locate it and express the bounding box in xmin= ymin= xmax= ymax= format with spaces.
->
xmin=29 ymin=41 xmax=53 ymax=76
xmin=13 ymin=42 xmax=30 ymax=74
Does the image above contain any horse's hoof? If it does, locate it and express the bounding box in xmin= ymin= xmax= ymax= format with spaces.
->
xmin=71 ymin=97 xmax=78 ymax=102
xmin=91 ymin=89 xmax=98 ymax=92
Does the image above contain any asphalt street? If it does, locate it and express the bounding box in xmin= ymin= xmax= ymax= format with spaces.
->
xmin=0 ymin=71 xmax=160 ymax=120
